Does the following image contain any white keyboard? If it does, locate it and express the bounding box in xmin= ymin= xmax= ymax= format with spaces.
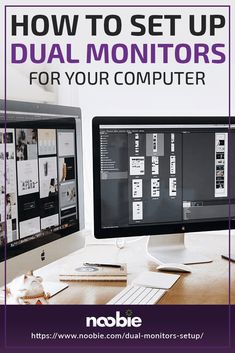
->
xmin=107 ymin=285 xmax=166 ymax=305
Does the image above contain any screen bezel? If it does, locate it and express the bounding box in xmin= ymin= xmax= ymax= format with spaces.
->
xmin=93 ymin=116 xmax=234 ymax=239
xmin=0 ymin=100 xmax=82 ymax=261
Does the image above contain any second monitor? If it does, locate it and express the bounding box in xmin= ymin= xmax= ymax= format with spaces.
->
xmin=93 ymin=117 xmax=235 ymax=264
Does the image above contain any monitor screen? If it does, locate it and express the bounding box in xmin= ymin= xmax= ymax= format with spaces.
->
xmin=0 ymin=102 xmax=83 ymax=260
xmin=93 ymin=117 xmax=235 ymax=238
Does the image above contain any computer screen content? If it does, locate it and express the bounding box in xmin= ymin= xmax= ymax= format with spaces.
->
xmin=93 ymin=119 xmax=235 ymax=238
xmin=0 ymin=111 xmax=82 ymax=261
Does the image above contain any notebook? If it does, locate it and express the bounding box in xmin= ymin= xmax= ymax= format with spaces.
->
xmin=59 ymin=264 xmax=127 ymax=282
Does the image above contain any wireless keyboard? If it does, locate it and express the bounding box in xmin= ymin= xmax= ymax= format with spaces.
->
xmin=107 ymin=285 xmax=166 ymax=305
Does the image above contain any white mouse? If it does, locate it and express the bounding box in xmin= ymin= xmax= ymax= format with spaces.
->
xmin=157 ymin=263 xmax=192 ymax=273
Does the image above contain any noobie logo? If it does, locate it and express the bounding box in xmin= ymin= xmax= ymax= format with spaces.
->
xmin=86 ymin=311 xmax=142 ymax=328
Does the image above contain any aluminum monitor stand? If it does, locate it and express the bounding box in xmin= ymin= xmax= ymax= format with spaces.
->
xmin=147 ymin=233 xmax=212 ymax=265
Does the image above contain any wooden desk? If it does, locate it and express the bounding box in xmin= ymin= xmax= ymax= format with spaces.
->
xmin=33 ymin=230 xmax=235 ymax=305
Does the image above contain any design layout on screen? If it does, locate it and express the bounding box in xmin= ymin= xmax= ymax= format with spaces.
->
xmin=99 ymin=125 xmax=235 ymax=229
xmin=0 ymin=128 xmax=78 ymax=246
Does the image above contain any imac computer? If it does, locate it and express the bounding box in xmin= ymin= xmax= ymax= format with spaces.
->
xmin=0 ymin=100 xmax=85 ymax=286
xmin=93 ymin=117 xmax=235 ymax=265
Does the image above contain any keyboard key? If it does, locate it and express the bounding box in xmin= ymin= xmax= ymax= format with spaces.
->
xmin=107 ymin=285 xmax=166 ymax=305
xmin=143 ymin=289 xmax=166 ymax=304
xmin=131 ymin=287 xmax=153 ymax=304
xmin=124 ymin=286 xmax=148 ymax=304
xmin=108 ymin=285 xmax=137 ymax=305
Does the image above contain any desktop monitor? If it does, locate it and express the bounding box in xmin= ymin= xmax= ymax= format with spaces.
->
xmin=93 ymin=117 xmax=235 ymax=264
xmin=0 ymin=100 xmax=85 ymax=285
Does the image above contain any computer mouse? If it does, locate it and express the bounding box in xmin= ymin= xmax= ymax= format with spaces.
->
xmin=157 ymin=263 xmax=192 ymax=273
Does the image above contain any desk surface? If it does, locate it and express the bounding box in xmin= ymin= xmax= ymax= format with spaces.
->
xmin=33 ymin=231 xmax=235 ymax=305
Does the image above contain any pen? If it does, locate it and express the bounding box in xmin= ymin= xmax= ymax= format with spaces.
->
xmin=83 ymin=262 xmax=122 ymax=269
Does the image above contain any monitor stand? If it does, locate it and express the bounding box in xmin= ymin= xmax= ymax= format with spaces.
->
xmin=147 ymin=233 xmax=212 ymax=265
